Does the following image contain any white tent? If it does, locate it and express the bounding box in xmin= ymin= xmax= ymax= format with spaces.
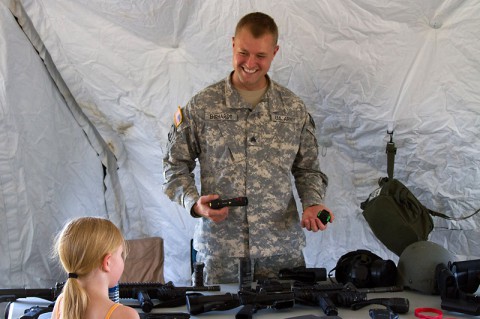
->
xmin=1 ymin=0 xmax=479 ymax=288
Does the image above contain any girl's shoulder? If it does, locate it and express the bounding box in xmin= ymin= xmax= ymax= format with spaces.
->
xmin=109 ymin=304 xmax=139 ymax=319
xmin=51 ymin=293 xmax=64 ymax=319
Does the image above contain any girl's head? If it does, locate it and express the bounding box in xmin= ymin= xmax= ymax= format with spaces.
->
xmin=54 ymin=217 xmax=126 ymax=319
xmin=55 ymin=216 xmax=126 ymax=278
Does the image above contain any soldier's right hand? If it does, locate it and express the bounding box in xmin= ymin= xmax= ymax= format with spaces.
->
xmin=193 ymin=194 xmax=229 ymax=223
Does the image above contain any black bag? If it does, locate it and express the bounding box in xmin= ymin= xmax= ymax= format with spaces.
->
xmin=361 ymin=133 xmax=449 ymax=256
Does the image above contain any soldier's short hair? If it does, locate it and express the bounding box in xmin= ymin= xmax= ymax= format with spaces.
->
xmin=235 ymin=12 xmax=279 ymax=45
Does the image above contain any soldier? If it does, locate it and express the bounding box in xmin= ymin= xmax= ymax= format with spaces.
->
xmin=163 ymin=12 xmax=333 ymax=284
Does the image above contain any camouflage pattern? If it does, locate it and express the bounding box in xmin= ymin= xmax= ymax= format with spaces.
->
xmin=163 ymin=73 xmax=328 ymax=260
xmin=195 ymin=250 xmax=305 ymax=284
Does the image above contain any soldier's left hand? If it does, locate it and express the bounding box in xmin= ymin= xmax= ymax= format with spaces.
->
xmin=301 ymin=205 xmax=334 ymax=232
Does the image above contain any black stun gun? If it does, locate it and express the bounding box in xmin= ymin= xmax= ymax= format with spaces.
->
xmin=209 ymin=197 xmax=248 ymax=209
xmin=317 ymin=209 xmax=331 ymax=225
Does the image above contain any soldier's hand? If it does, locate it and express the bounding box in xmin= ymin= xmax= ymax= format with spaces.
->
xmin=301 ymin=205 xmax=334 ymax=232
xmin=193 ymin=194 xmax=229 ymax=223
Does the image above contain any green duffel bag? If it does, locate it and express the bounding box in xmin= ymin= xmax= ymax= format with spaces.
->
xmin=363 ymin=131 xmax=477 ymax=256
xmin=361 ymin=177 xmax=442 ymax=256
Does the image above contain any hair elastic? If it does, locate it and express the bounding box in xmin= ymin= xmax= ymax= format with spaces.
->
xmin=68 ymin=273 xmax=79 ymax=279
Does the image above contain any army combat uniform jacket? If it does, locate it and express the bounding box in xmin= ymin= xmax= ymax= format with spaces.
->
xmin=163 ymin=74 xmax=328 ymax=258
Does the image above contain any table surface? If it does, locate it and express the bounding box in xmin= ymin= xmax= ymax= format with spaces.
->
xmin=6 ymin=284 xmax=476 ymax=319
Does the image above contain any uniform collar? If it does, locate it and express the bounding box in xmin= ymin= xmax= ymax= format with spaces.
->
xmin=225 ymin=72 xmax=283 ymax=111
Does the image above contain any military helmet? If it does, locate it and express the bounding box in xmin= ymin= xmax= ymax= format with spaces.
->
xmin=397 ymin=241 xmax=454 ymax=294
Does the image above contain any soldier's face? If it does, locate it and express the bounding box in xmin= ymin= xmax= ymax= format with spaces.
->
xmin=232 ymin=28 xmax=279 ymax=91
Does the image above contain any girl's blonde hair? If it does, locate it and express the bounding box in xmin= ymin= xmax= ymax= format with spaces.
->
xmin=54 ymin=217 xmax=126 ymax=319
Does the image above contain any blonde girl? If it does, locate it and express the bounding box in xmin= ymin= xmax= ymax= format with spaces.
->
xmin=52 ymin=217 xmax=139 ymax=319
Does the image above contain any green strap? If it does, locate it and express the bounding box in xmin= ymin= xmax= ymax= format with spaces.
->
xmin=429 ymin=208 xmax=480 ymax=221
xmin=385 ymin=131 xmax=397 ymax=180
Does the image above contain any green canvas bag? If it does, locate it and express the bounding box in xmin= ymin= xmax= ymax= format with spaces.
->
xmin=361 ymin=132 xmax=450 ymax=256
xmin=361 ymin=177 xmax=441 ymax=256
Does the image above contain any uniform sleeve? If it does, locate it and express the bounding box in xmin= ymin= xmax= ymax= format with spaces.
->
xmin=292 ymin=112 xmax=328 ymax=209
xmin=162 ymin=104 xmax=201 ymax=213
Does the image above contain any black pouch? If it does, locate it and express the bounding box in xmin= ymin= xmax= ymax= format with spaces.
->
xmin=332 ymin=249 xmax=397 ymax=288
xmin=361 ymin=177 xmax=436 ymax=256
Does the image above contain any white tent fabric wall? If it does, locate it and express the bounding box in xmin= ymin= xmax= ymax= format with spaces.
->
xmin=1 ymin=0 xmax=479 ymax=287
xmin=0 ymin=2 xmax=109 ymax=287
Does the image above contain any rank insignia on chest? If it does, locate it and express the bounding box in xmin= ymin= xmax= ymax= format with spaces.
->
xmin=174 ymin=106 xmax=183 ymax=127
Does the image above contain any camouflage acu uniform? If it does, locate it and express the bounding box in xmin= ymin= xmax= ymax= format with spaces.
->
xmin=163 ymin=73 xmax=328 ymax=283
